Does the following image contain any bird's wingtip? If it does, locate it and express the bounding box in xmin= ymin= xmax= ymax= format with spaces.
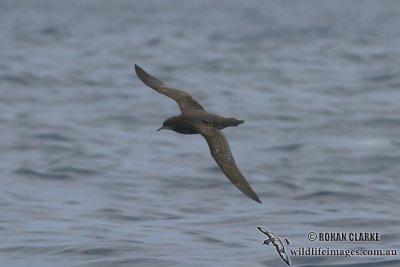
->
xmin=134 ymin=64 xmax=147 ymax=80
xmin=252 ymin=195 xmax=262 ymax=204
xmin=236 ymin=182 xmax=262 ymax=204
xmin=257 ymin=226 xmax=268 ymax=234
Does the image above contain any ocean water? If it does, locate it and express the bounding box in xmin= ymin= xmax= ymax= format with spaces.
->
xmin=1 ymin=0 xmax=400 ymax=266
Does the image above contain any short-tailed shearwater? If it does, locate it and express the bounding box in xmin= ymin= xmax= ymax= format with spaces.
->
xmin=134 ymin=64 xmax=262 ymax=204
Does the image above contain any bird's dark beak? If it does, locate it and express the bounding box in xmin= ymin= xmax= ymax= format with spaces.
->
xmin=157 ymin=126 xmax=165 ymax=132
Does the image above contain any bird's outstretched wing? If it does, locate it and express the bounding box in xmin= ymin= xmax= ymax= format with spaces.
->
xmin=257 ymin=227 xmax=273 ymax=238
xmin=195 ymin=125 xmax=262 ymax=204
xmin=134 ymin=64 xmax=205 ymax=113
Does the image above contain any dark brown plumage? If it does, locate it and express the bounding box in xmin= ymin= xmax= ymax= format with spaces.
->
xmin=134 ymin=64 xmax=262 ymax=204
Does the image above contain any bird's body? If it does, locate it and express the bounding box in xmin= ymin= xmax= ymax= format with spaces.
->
xmin=162 ymin=111 xmax=244 ymax=134
xmin=134 ymin=64 xmax=261 ymax=204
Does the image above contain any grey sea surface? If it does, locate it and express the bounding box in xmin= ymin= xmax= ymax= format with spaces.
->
xmin=1 ymin=0 xmax=400 ymax=266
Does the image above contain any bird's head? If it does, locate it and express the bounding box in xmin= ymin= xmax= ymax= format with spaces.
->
xmin=157 ymin=117 xmax=176 ymax=132
xmin=263 ymin=238 xmax=272 ymax=245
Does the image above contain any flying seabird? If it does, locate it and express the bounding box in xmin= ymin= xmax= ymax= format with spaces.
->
xmin=257 ymin=226 xmax=291 ymax=266
xmin=134 ymin=64 xmax=262 ymax=204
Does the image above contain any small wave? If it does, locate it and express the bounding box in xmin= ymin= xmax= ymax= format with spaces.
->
xmin=40 ymin=27 xmax=70 ymax=38
xmin=262 ymin=143 xmax=304 ymax=152
xmin=33 ymin=133 xmax=71 ymax=142
xmin=366 ymin=72 xmax=398 ymax=83
xmin=145 ymin=37 xmax=162 ymax=46
xmin=14 ymin=168 xmax=73 ymax=180
xmin=293 ymin=190 xmax=364 ymax=201
xmin=80 ymin=247 xmax=116 ymax=256
xmin=0 ymin=74 xmax=31 ymax=86
xmin=0 ymin=72 xmax=62 ymax=87
xmin=49 ymin=167 xmax=99 ymax=176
